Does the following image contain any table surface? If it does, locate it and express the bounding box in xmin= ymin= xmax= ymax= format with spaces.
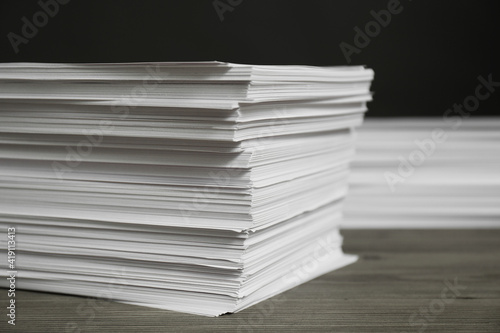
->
xmin=2 ymin=230 xmax=499 ymax=333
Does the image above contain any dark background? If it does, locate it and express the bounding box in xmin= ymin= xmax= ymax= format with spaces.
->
xmin=0 ymin=0 xmax=498 ymax=117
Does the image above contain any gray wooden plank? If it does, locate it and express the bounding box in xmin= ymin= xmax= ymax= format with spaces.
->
xmin=1 ymin=230 xmax=499 ymax=332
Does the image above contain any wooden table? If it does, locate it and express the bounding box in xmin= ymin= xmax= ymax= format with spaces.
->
xmin=2 ymin=230 xmax=499 ymax=332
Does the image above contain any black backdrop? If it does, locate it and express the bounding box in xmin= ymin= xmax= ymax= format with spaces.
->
xmin=0 ymin=0 xmax=498 ymax=117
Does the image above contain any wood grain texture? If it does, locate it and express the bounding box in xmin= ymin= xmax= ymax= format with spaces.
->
xmin=2 ymin=230 xmax=499 ymax=333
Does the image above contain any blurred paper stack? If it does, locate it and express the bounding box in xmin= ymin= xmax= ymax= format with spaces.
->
xmin=0 ymin=62 xmax=373 ymax=316
xmin=344 ymin=117 xmax=500 ymax=228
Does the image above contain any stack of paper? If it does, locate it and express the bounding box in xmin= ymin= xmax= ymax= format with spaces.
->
xmin=0 ymin=62 xmax=374 ymax=316
xmin=344 ymin=117 xmax=500 ymax=228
